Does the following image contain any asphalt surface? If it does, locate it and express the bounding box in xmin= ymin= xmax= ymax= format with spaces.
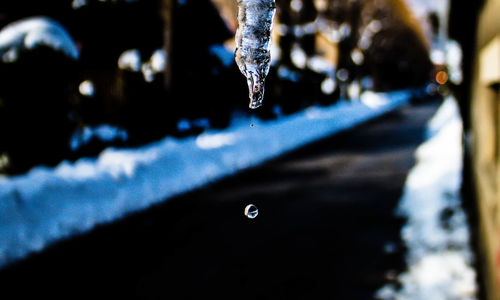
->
xmin=0 ymin=99 xmax=441 ymax=299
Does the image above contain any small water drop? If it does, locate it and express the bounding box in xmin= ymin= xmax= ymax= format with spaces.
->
xmin=244 ymin=204 xmax=259 ymax=219
xmin=250 ymin=123 xmax=254 ymax=128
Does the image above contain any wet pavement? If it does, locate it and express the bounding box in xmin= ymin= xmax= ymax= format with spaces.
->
xmin=0 ymin=99 xmax=441 ymax=299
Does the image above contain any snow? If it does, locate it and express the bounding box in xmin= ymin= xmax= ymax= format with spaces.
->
xmin=72 ymin=0 xmax=138 ymax=9
xmin=209 ymin=44 xmax=234 ymax=67
xmin=0 ymin=90 xmax=417 ymax=268
xmin=404 ymin=0 xmax=449 ymax=20
xmin=375 ymin=96 xmax=477 ymax=300
xmin=277 ymin=65 xmax=300 ymax=82
xmin=118 ymin=48 xmax=167 ymax=83
xmin=321 ymin=77 xmax=336 ymax=95
xmin=350 ymin=48 xmax=364 ymax=66
xmin=441 ymin=40 xmax=463 ymax=84
xmin=0 ymin=17 xmax=79 ymax=61
xmin=70 ymin=125 xmax=128 ymax=151
xmin=290 ymin=0 xmax=303 ymax=12
xmin=360 ymin=91 xmax=389 ymax=109
xmin=71 ymin=0 xmax=87 ymax=9
xmin=150 ymin=49 xmax=166 ymax=72
xmin=307 ymin=56 xmax=335 ymax=75
xmin=347 ymin=81 xmax=361 ymax=99
xmin=118 ymin=49 xmax=141 ymax=72
xmin=177 ymin=118 xmax=211 ymax=132
xmin=291 ymin=44 xmax=307 ymax=69
xmin=78 ymin=80 xmax=95 ymax=97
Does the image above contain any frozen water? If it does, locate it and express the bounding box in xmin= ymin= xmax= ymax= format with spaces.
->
xmin=347 ymin=82 xmax=361 ymax=99
xmin=118 ymin=49 xmax=141 ymax=72
xmin=339 ymin=23 xmax=351 ymax=39
xmin=351 ymin=48 xmax=364 ymax=66
xmin=0 ymin=17 xmax=79 ymax=60
xmin=70 ymin=125 xmax=128 ymax=151
xmin=0 ymin=89 xmax=416 ymax=268
xmin=209 ymin=44 xmax=234 ymax=67
xmin=151 ymin=49 xmax=166 ymax=73
xmin=375 ymin=96 xmax=477 ymax=300
xmin=321 ymin=77 xmax=336 ymax=95
xmin=78 ymin=80 xmax=95 ymax=97
xmin=141 ymin=49 xmax=167 ymax=82
xmin=291 ymin=43 xmax=307 ymax=69
xmin=290 ymin=0 xmax=303 ymax=12
xmin=277 ymin=66 xmax=300 ymax=82
xmin=71 ymin=0 xmax=87 ymax=9
xmin=235 ymin=0 xmax=276 ymax=109
xmin=244 ymin=204 xmax=259 ymax=219
xmin=307 ymin=56 xmax=335 ymax=75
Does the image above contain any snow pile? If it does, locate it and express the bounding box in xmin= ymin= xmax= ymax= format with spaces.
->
xmin=0 ymin=90 xmax=414 ymax=268
xmin=118 ymin=48 xmax=167 ymax=82
xmin=78 ymin=80 xmax=95 ymax=97
xmin=0 ymin=17 xmax=79 ymax=61
xmin=142 ymin=49 xmax=166 ymax=82
xmin=70 ymin=125 xmax=129 ymax=151
xmin=404 ymin=0 xmax=449 ymax=19
xmin=209 ymin=44 xmax=234 ymax=67
xmin=375 ymin=96 xmax=477 ymax=300
xmin=118 ymin=49 xmax=141 ymax=72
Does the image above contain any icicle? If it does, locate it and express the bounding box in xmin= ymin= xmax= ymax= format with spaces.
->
xmin=235 ymin=0 xmax=276 ymax=109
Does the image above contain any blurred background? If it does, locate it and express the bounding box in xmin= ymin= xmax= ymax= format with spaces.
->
xmin=0 ymin=0 xmax=498 ymax=299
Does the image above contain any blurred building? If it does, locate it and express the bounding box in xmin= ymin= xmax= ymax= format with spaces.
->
xmin=452 ymin=0 xmax=500 ymax=299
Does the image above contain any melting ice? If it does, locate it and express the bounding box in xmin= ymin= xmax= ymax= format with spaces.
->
xmin=235 ymin=0 xmax=276 ymax=109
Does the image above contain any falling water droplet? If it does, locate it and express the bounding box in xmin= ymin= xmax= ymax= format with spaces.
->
xmin=244 ymin=204 xmax=259 ymax=219
xmin=250 ymin=123 xmax=254 ymax=128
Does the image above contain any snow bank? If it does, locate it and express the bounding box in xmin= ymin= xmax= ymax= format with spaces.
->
xmin=70 ymin=124 xmax=129 ymax=151
xmin=0 ymin=90 xmax=414 ymax=268
xmin=0 ymin=17 xmax=79 ymax=61
xmin=375 ymin=96 xmax=477 ymax=300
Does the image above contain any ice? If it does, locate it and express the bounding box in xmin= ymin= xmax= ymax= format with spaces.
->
xmin=307 ymin=56 xmax=335 ymax=75
xmin=0 ymin=17 xmax=79 ymax=60
xmin=375 ymin=96 xmax=477 ymax=299
xmin=0 ymin=89 xmax=416 ymax=268
xmin=321 ymin=77 xmax=336 ymax=95
xmin=277 ymin=66 xmax=300 ymax=82
xmin=350 ymin=48 xmax=364 ymax=66
xmin=70 ymin=125 xmax=129 ymax=151
xmin=151 ymin=49 xmax=167 ymax=73
xmin=78 ymin=80 xmax=95 ymax=97
xmin=71 ymin=0 xmax=87 ymax=9
xmin=290 ymin=0 xmax=303 ymax=12
xmin=142 ymin=49 xmax=167 ymax=83
xmin=235 ymin=0 xmax=276 ymax=109
xmin=118 ymin=49 xmax=141 ymax=72
xmin=291 ymin=43 xmax=307 ymax=69
xmin=209 ymin=44 xmax=234 ymax=67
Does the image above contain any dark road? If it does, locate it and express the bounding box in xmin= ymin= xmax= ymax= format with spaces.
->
xmin=0 ymin=100 xmax=441 ymax=299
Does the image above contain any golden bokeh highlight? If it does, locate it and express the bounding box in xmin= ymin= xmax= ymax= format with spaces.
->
xmin=435 ymin=71 xmax=448 ymax=85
